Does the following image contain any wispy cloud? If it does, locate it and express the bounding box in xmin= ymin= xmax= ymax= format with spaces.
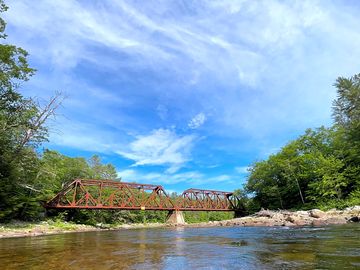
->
xmin=188 ymin=112 xmax=206 ymax=129
xmin=47 ymin=118 xmax=124 ymax=153
xmin=117 ymin=168 xmax=235 ymax=187
xmin=4 ymin=0 xmax=360 ymax=190
xmin=235 ymin=166 xmax=250 ymax=174
xmin=116 ymin=129 xmax=196 ymax=172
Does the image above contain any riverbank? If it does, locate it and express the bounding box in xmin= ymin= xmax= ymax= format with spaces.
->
xmin=1 ymin=206 xmax=359 ymax=239
xmin=0 ymin=220 xmax=168 ymax=239
xmin=187 ymin=205 xmax=360 ymax=228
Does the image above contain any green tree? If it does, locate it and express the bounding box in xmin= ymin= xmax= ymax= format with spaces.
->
xmin=245 ymin=81 xmax=360 ymax=210
xmin=88 ymin=155 xmax=117 ymax=179
xmin=332 ymin=74 xmax=360 ymax=162
xmin=0 ymin=2 xmax=62 ymax=221
xmin=308 ymin=155 xmax=346 ymax=201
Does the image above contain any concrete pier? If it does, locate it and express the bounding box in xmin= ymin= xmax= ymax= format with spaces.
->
xmin=166 ymin=210 xmax=186 ymax=225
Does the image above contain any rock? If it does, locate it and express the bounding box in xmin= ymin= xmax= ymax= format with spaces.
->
xmin=285 ymin=216 xmax=308 ymax=226
xmin=256 ymin=209 xmax=275 ymax=218
xmin=326 ymin=209 xmax=340 ymax=216
xmin=224 ymin=221 xmax=232 ymax=226
xmin=272 ymin=221 xmax=286 ymax=226
xmin=309 ymin=209 xmax=326 ymax=218
xmin=95 ymin=223 xmax=110 ymax=229
xmin=344 ymin=206 xmax=360 ymax=212
xmin=349 ymin=216 xmax=359 ymax=223
xmin=296 ymin=211 xmax=309 ymax=217
xmin=272 ymin=213 xmax=285 ymax=221
xmin=285 ymin=216 xmax=297 ymax=223
xmin=293 ymin=219 xmax=308 ymax=226
xmin=325 ymin=217 xmax=347 ymax=225
xmin=344 ymin=206 xmax=360 ymax=216
xmin=311 ymin=219 xmax=327 ymax=226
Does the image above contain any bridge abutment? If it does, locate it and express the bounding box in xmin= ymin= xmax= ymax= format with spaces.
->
xmin=166 ymin=210 xmax=186 ymax=225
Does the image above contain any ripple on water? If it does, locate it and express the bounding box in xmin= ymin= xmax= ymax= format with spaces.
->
xmin=0 ymin=224 xmax=359 ymax=270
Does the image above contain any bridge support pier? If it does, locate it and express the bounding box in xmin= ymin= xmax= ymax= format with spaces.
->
xmin=166 ymin=210 xmax=186 ymax=225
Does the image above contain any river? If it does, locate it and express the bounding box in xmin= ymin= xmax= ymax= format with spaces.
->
xmin=0 ymin=224 xmax=359 ymax=269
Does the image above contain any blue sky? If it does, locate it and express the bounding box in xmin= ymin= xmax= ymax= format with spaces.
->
xmin=4 ymin=0 xmax=360 ymax=193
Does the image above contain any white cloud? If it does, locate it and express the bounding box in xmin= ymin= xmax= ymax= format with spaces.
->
xmin=117 ymin=129 xmax=196 ymax=172
xmin=188 ymin=113 xmax=207 ymax=129
xmin=4 ymin=0 xmax=360 ymax=169
xmin=4 ymin=0 xmax=326 ymax=85
xmin=116 ymin=169 xmax=234 ymax=187
xmin=235 ymin=166 xmax=250 ymax=174
xmin=47 ymin=119 xmax=121 ymax=153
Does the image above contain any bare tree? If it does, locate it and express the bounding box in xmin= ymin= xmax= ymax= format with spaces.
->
xmin=14 ymin=91 xmax=65 ymax=154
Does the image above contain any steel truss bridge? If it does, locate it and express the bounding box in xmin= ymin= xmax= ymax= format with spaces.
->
xmin=45 ymin=179 xmax=242 ymax=213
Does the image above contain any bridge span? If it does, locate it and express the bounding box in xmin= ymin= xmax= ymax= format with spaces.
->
xmin=45 ymin=179 xmax=243 ymax=213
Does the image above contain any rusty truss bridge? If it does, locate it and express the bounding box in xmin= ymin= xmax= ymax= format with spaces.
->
xmin=45 ymin=179 xmax=242 ymax=213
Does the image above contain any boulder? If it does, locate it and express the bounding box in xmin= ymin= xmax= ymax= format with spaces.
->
xmin=256 ymin=209 xmax=275 ymax=218
xmin=272 ymin=213 xmax=285 ymax=221
xmin=309 ymin=209 xmax=326 ymax=218
xmin=311 ymin=219 xmax=327 ymax=226
xmin=344 ymin=206 xmax=360 ymax=216
xmin=293 ymin=219 xmax=308 ymax=226
xmin=285 ymin=216 xmax=297 ymax=223
xmin=348 ymin=216 xmax=359 ymax=223
xmin=283 ymin=222 xmax=296 ymax=227
xmin=224 ymin=221 xmax=233 ymax=226
xmin=344 ymin=205 xmax=360 ymax=212
xmin=296 ymin=210 xmax=309 ymax=216
xmin=325 ymin=217 xmax=347 ymax=225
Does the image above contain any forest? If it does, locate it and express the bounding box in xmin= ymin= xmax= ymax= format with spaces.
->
xmin=1 ymin=0 xmax=359 ymax=225
xmin=241 ymin=75 xmax=360 ymax=212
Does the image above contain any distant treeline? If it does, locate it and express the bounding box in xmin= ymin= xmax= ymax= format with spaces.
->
xmin=239 ymin=74 xmax=360 ymax=212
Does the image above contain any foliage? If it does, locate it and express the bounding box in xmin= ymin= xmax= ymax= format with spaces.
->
xmin=184 ymin=211 xmax=233 ymax=223
xmin=245 ymin=74 xmax=360 ymax=212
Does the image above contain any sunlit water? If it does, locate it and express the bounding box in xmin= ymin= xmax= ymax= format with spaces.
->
xmin=0 ymin=224 xmax=359 ymax=269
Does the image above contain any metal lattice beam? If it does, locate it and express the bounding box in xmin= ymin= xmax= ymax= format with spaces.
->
xmin=44 ymin=179 xmax=242 ymax=212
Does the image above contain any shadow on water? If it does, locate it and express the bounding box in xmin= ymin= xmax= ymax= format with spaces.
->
xmin=0 ymin=224 xmax=359 ymax=269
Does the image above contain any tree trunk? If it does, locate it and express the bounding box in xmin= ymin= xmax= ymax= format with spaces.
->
xmin=277 ymin=186 xmax=284 ymax=209
xmin=294 ymin=177 xmax=305 ymax=204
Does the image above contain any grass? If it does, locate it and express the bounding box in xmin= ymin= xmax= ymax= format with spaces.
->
xmin=0 ymin=219 xmax=95 ymax=236
xmin=0 ymin=221 xmax=36 ymax=232
xmin=46 ymin=219 xmax=79 ymax=230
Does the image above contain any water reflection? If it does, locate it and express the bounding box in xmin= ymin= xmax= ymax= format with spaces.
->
xmin=0 ymin=224 xmax=359 ymax=269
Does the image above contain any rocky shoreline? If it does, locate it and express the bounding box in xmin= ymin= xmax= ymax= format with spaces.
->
xmin=188 ymin=206 xmax=360 ymax=228
xmin=1 ymin=206 xmax=359 ymax=239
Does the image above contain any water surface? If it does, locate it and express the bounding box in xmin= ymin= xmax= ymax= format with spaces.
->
xmin=0 ymin=224 xmax=359 ymax=269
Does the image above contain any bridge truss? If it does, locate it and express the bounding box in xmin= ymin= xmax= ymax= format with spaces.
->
xmin=45 ymin=179 xmax=242 ymax=212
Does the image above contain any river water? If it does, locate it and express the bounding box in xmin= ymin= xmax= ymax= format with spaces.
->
xmin=0 ymin=224 xmax=359 ymax=269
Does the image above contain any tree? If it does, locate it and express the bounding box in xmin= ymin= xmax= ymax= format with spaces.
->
xmin=245 ymin=77 xmax=360 ymax=211
xmin=331 ymin=74 xmax=360 ymax=202
xmin=0 ymin=1 xmax=34 ymax=91
xmin=308 ymin=155 xmax=346 ymax=201
xmin=0 ymin=1 xmax=63 ymax=221
xmin=332 ymin=74 xmax=360 ymax=162
xmin=88 ymin=155 xmax=117 ymax=179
